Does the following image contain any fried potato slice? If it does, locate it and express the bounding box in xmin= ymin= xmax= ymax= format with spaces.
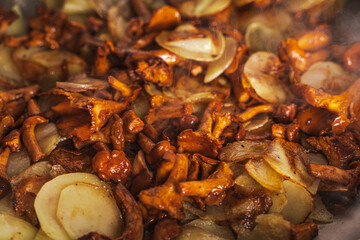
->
xmin=34 ymin=173 xmax=114 ymax=240
xmin=0 ymin=213 xmax=37 ymax=240
xmin=263 ymin=138 xmax=315 ymax=188
xmin=245 ymin=158 xmax=284 ymax=193
xmin=281 ymin=180 xmax=314 ymax=224
xmin=56 ymin=182 xmax=122 ymax=239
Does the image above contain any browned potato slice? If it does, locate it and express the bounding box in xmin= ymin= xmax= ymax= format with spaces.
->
xmin=263 ymin=138 xmax=315 ymax=188
xmin=281 ymin=180 xmax=314 ymax=224
xmin=237 ymin=213 xmax=292 ymax=240
xmin=245 ymin=158 xmax=284 ymax=193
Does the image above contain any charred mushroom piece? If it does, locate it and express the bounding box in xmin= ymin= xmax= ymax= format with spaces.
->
xmin=113 ymin=183 xmax=144 ymax=240
xmin=13 ymin=175 xmax=50 ymax=226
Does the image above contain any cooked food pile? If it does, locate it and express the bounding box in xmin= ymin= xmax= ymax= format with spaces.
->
xmin=0 ymin=0 xmax=359 ymax=239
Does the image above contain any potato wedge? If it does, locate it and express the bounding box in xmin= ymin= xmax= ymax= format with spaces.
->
xmin=0 ymin=213 xmax=37 ymax=240
xmin=263 ymin=138 xmax=315 ymax=188
xmin=245 ymin=158 xmax=284 ymax=193
xmin=57 ymin=182 xmax=122 ymax=239
xmin=281 ymin=180 xmax=314 ymax=224
xmin=34 ymin=173 xmax=114 ymax=240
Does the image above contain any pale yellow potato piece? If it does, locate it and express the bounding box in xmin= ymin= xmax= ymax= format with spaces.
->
xmin=176 ymin=226 xmax=228 ymax=240
xmin=57 ymin=182 xmax=122 ymax=239
xmin=237 ymin=213 xmax=291 ymax=240
xmin=281 ymin=180 xmax=314 ymax=224
xmin=245 ymin=158 xmax=284 ymax=193
xmin=269 ymin=192 xmax=287 ymax=214
xmin=0 ymin=213 xmax=37 ymax=240
xmin=33 ymin=229 xmax=52 ymax=240
xmin=34 ymin=173 xmax=113 ymax=240
xmin=263 ymin=138 xmax=315 ymax=188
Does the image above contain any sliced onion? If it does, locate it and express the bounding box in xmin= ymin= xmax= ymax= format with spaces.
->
xmin=300 ymin=61 xmax=354 ymax=94
xmin=11 ymin=161 xmax=53 ymax=187
xmin=90 ymin=0 xmax=122 ymax=18
xmin=204 ymin=37 xmax=237 ymax=83
xmin=243 ymin=51 xmax=290 ymax=104
xmin=0 ymin=194 xmax=16 ymax=216
xmin=0 ymin=44 xmax=23 ymax=87
xmin=6 ymin=149 xmax=31 ymax=178
xmin=283 ymin=0 xmax=325 ymax=12
xmin=107 ymin=0 xmax=132 ymax=42
xmin=5 ymin=5 xmax=27 ymax=37
xmin=56 ymin=77 xmax=109 ymax=92
xmin=62 ymin=0 xmax=95 ymax=14
xmin=156 ymin=25 xmax=225 ymax=62
xmin=218 ymin=140 xmax=270 ymax=162
xmin=35 ymin=122 xmax=61 ymax=156
xmin=14 ymin=47 xmax=88 ymax=90
xmin=179 ymin=0 xmax=231 ymax=17
xmin=245 ymin=22 xmax=283 ymax=53
xmin=243 ymin=113 xmax=271 ymax=132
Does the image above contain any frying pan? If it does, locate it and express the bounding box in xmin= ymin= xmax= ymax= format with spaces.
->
xmin=1 ymin=0 xmax=360 ymax=239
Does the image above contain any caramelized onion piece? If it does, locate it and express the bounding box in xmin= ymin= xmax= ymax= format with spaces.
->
xmin=243 ymin=51 xmax=290 ymax=104
xmin=300 ymin=61 xmax=354 ymax=94
xmin=178 ymin=0 xmax=231 ymax=17
xmin=156 ymin=24 xmax=225 ymax=62
xmin=204 ymin=37 xmax=237 ymax=83
xmin=218 ymin=140 xmax=270 ymax=162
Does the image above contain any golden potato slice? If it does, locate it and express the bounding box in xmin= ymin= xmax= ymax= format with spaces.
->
xmin=245 ymin=158 xmax=284 ymax=193
xmin=263 ymin=138 xmax=315 ymax=188
xmin=177 ymin=219 xmax=234 ymax=240
xmin=34 ymin=173 xmax=113 ymax=240
xmin=307 ymin=195 xmax=333 ymax=223
xmin=177 ymin=225 xmax=227 ymax=240
xmin=0 ymin=213 xmax=37 ymax=240
xmin=269 ymin=192 xmax=287 ymax=214
xmin=237 ymin=213 xmax=291 ymax=240
xmin=57 ymin=183 xmax=122 ymax=239
xmin=34 ymin=229 xmax=53 ymax=240
xmin=281 ymin=180 xmax=314 ymax=224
